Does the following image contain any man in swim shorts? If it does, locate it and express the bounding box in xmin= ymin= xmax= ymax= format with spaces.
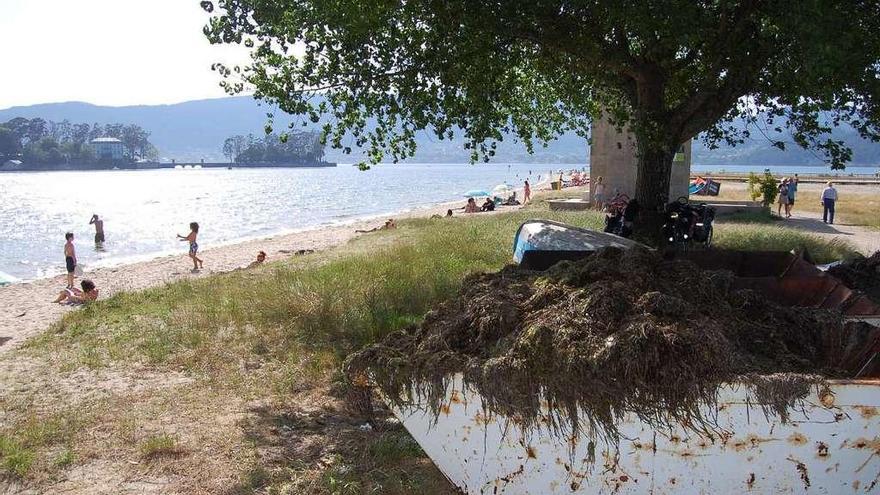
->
xmin=64 ymin=232 xmax=76 ymax=288
xmin=90 ymin=214 xmax=105 ymax=243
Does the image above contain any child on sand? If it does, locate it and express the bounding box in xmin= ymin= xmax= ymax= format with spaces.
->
xmin=53 ymin=279 xmax=98 ymax=304
xmin=64 ymin=232 xmax=76 ymax=288
xmin=247 ymin=251 xmax=267 ymax=268
xmin=177 ymin=222 xmax=203 ymax=271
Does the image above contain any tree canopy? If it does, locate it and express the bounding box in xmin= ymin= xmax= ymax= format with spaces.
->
xmin=223 ymin=130 xmax=325 ymax=164
xmin=202 ymin=0 xmax=880 ymax=212
xmin=0 ymin=117 xmax=157 ymax=168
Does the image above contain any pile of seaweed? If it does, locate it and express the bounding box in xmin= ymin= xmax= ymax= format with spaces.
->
xmin=829 ymin=251 xmax=880 ymax=305
xmin=346 ymin=247 xmax=856 ymax=442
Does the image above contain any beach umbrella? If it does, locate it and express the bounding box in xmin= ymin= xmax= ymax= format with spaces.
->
xmin=463 ymin=189 xmax=491 ymax=197
xmin=491 ymin=183 xmax=514 ymax=197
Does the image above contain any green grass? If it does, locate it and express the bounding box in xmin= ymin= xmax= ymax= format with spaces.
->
xmin=714 ymin=223 xmax=859 ymax=263
xmin=138 ymin=433 xmax=181 ymax=459
xmin=0 ymin=435 xmax=35 ymax=478
xmin=0 ymin=410 xmax=82 ymax=479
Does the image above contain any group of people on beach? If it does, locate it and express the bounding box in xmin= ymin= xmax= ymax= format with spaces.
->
xmin=57 ymin=217 xmax=207 ymax=305
xmin=776 ymin=175 xmax=840 ymax=225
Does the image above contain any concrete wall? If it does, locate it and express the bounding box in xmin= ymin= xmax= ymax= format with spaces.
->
xmin=589 ymin=116 xmax=691 ymax=205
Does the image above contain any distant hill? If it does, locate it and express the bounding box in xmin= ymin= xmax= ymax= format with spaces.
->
xmin=2 ymin=96 xmax=878 ymax=166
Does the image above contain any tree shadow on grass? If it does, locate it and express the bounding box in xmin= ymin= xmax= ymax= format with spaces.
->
xmin=222 ymin=387 xmax=456 ymax=495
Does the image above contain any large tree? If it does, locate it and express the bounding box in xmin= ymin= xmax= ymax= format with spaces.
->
xmin=202 ymin=0 xmax=880 ymax=224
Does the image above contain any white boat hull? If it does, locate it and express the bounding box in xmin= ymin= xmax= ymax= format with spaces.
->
xmin=392 ymin=375 xmax=880 ymax=494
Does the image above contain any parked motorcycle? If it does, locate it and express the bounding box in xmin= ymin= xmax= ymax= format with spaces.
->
xmin=662 ymin=197 xmax=715 ymax=250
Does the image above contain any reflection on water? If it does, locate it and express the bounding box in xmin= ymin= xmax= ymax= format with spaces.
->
xmin=1 ymin=163 xmax=874 ymax=281
xmin=0 ymin=164 xmax=565 ymax=280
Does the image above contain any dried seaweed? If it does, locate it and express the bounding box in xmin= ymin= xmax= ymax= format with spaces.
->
xmin=346 ymin=247 xmax=857 ymax=445
xmin=829 ymin=251 xmax=880 ymax=305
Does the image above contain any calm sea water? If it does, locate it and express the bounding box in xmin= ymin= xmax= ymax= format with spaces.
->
xmin=0 ymin=163 xmax=567 ymax=280
xmin=1 ymin=163 xmax=876 ymax=281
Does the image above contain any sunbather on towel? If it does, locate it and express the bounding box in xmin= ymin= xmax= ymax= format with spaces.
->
xmin=53 ymin=279 xmax=99 ymax=304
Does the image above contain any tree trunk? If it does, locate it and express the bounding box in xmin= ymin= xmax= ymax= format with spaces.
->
xmin=633 ymin=138 xmax=676 ymax=244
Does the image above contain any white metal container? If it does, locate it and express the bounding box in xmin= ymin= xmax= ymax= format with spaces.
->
xmin=392 ymin=375 xmax=880 ymax=494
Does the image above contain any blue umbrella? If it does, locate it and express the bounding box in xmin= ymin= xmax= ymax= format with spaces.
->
xmin=463 ymin=189 xmax=491 ymax=197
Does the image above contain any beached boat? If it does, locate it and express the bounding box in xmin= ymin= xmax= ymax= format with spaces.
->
xmin=513 ymin=220 xmax=643 ymax=270
xmin=382 ymin=223 xmax=880 ymax=494
xmin=392 ymin=376 xmax=880 ymax=494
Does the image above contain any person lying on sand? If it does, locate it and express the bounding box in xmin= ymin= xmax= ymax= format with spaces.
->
xmin=53 ymin=279 xmax=98 ymax=304
xmin=431 ymin=209 xmax=454 ymax=219
xmin=355 ymin=219 xmax=396 ymax=233
xmin=247 ymin=251 xmax=267 ymax=268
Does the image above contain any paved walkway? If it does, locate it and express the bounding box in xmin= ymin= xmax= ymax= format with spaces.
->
xmin=777 ymin=213 xmax=880 ymax=256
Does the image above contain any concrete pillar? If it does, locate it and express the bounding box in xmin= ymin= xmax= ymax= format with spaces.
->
xmin=589 ymin=116 xmax=691 ymax=205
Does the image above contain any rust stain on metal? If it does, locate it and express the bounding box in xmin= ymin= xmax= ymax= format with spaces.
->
xmin=669 ymin=435 xmax=682 ymax=444
xmin=450 ymin=390 xmax=462 ymax=404
xmin=746 ymin=472 xmax=756 ymax=490
xmin=669 ymin=477 xmax=676 ymax=485
xmin=439 ymin=404 xmax=451 ymax=415
xmin=496 ymin=464 xmax=525 ymax=484
xmin=816 ymin=441 xmax=830 ymax=458
xmin=820 ymin=392 xmax=836 ymax=408
xmin=788 ymin=432 xmax=808 ymax=445
xmin=473 ymin=411 xmax=491 ymax=425
xmin=857 ymin=406 xmax=877 ymax=419
xmin=787 ymin=456 xmax=811 ymax=489
xmin=850 ymin=437 xmax=880 ymax=452
xmin=525 ymin=445 xmax=537 ymax=459
xmin=570 ymin=481 xmax=581 ymax=491
xmin=852 ymin=479 xmax=861 ymax=491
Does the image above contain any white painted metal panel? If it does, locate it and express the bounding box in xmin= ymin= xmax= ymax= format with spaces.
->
xmin=392 ymin=375 xmax=880 ymax=494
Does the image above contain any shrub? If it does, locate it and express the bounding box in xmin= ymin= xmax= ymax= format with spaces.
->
xmin=747 ymin=169 xmax=779 ymax=206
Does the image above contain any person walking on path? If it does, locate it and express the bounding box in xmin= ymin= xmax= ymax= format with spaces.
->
xmin=89 ymin=214 xmax=105 ymax=244
xmin=64 ymin=232 xmax=76 ymax=288
xmin=776 ymin=178 xmax=790 ymax=218
xmin=177 ymin=222 xmax=203 ymax=271
xmin=786 ymin=175 xmax=798 ymax=216
xmin=821 ymin=181 xmax=838 ymax=224
xmin=593 ymin=176 xmax=605 ymax=211
xmin=523 ymin=180 xmax=531 ymax=204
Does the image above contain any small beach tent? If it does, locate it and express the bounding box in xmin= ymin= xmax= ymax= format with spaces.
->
xmin=513 ymin=220 xmax=645 ymax=270
xmin=491 ymin=183 xmax=515 ymax=198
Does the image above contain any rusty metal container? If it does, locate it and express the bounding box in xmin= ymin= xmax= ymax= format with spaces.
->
xmin=392 ymin=375 xmax=880 ymax=494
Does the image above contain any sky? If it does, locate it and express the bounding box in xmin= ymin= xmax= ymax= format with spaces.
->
xmin=0 ymin=0 xmax=250 ymax=110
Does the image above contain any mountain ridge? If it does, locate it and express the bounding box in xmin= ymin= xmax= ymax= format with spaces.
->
xmin=2 ymin=96 xmax=879 ymax=166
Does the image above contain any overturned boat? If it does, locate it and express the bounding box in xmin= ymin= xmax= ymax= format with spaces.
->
xmin=369 ymin=223 xmax=880 ymax=494
xmin=513 ymin=220 xmax=643 ymax=270
xmin=392 ymin=375 xmax=879 ymax=494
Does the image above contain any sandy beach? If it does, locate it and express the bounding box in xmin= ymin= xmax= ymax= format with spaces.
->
xmin=0 ymin=193 xmax=533 ymax=355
